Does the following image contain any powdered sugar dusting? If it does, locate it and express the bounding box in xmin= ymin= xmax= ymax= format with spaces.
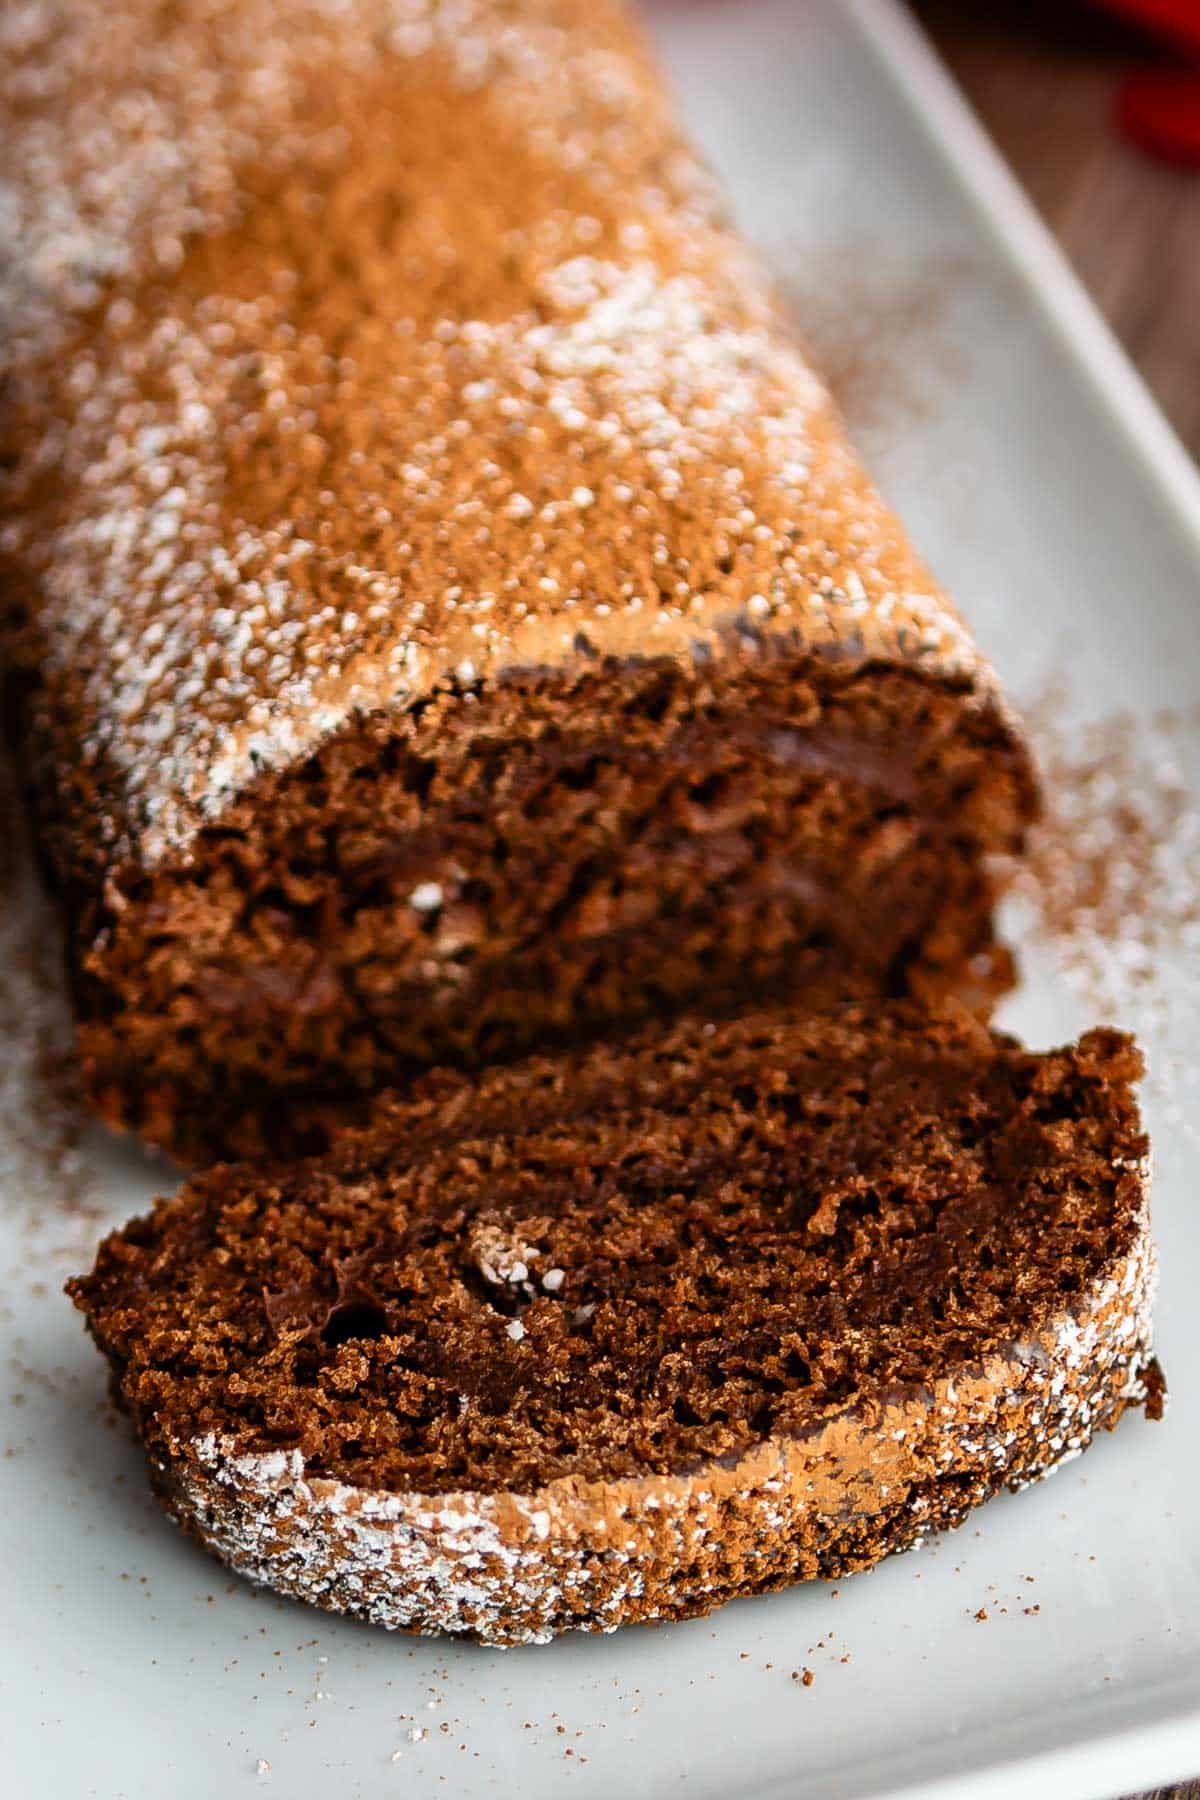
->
xmin=157 ymin=1199 xmax=1156 ymax=1645
xmin=0 ymin=0 xmax=656 ymax=360
xmin=3 ymin=0 xmax=997 ymax=866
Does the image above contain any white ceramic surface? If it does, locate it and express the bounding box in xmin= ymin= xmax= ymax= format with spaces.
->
xmin=4 ymin=3 xmax=1199 ymax=1795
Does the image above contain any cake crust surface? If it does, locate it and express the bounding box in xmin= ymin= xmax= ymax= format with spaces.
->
xmin=69 ymin=1007 xmax=1161 ymax=1644
xmin=3 ymin=0 xmax=1036 ymax=1159
xmin=2 ymin=0 xmax=1016 ymax=861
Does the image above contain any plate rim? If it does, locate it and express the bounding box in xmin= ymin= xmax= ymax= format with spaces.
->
xmin=837 ymin=3 xmax=1200 ymax=1795
xmin=846 ymin=0 xmax=1200 ymax=551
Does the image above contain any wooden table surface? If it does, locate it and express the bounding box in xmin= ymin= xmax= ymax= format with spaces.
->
xmin=913 ymin=6 xmax=1198 ymax=1796
xmin=915 ymin=0 xmax=1200 ymax=462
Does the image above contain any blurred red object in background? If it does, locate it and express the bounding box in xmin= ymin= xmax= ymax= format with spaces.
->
xmin=1088 ymin=0 xmax=1200 ymax=163
xmin=1119 ymin=68 xmax=1200 ymax=163
xmin=1091 ymin=0 xmax=1200 ymax=57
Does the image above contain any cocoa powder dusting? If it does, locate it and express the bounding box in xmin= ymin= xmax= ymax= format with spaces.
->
xmin=1007 ymin=688 xmax=1200 ymax=1135
xmin=0 ymin=755 xmax=97 ymax=1223
xmin=779 ymin=252 xmax=974 ymax=455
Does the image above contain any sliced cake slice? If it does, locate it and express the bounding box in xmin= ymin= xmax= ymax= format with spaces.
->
xmin=68 ymin=1003 xmax=1161 ymax=1645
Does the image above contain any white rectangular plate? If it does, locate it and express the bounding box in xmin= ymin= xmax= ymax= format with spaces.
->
xmin=4 ymin=3 xmax=1200 ymax=1796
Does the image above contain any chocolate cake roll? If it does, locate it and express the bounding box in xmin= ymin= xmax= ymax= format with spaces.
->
xmin=1 ymin=0 xmax=1036 ymax=1161
xmin=69 ymin=1005 xmax=1161 ymax=1644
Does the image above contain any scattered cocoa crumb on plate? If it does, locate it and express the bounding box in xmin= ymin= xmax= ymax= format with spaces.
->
xmin=0 ymin=755 xmax=103 ymax=1267
xmin=1004 ymin=687 xmax=1200 ymax=1137
xmin=778 ymin=248 xmax=976 ymax=457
